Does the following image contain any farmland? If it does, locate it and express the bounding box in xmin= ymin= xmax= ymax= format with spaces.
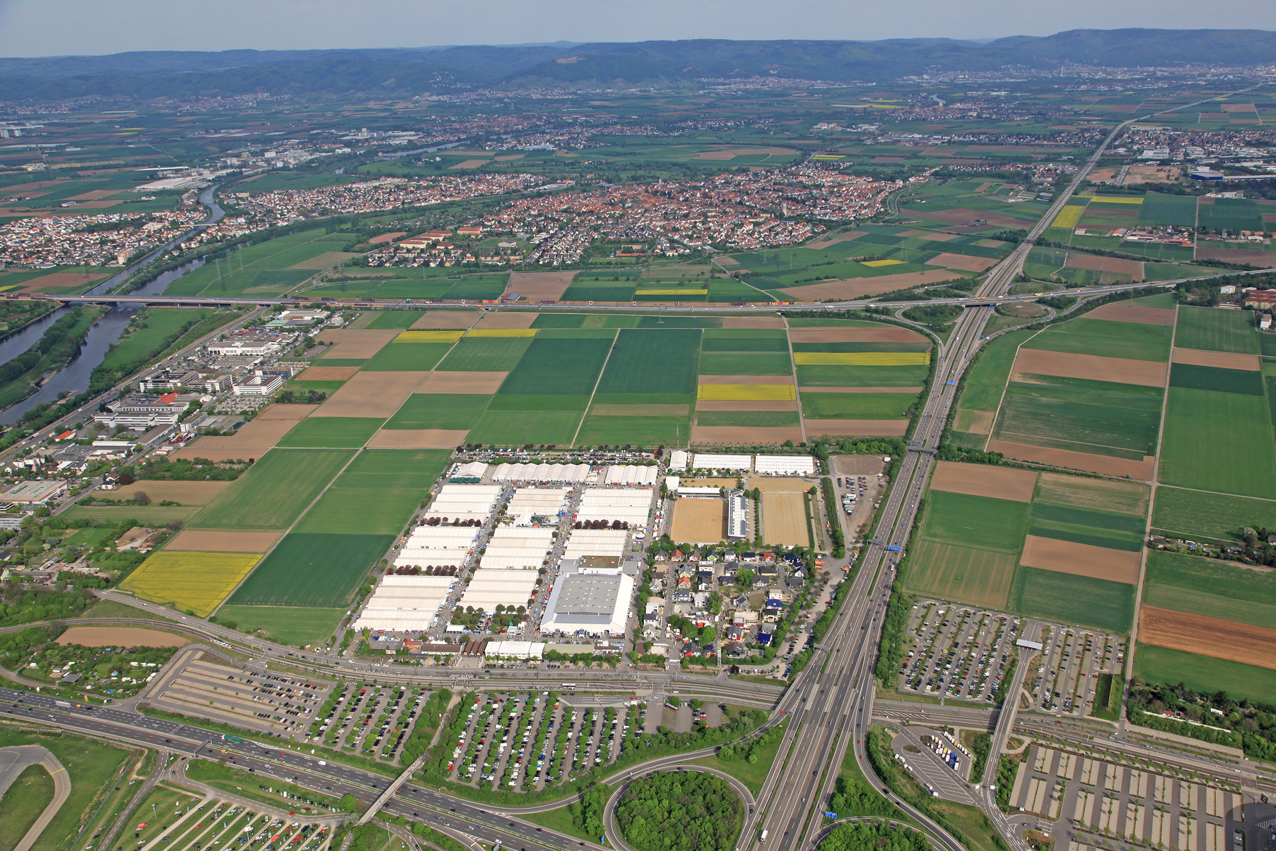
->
xmin=190 ymin=448 xmax=354 ymax=530
xmin=226 ymin=532 xmax=396 ymax=608
xmin=121 ymin=551 xmax=260 ymax=616
xmin=1150 ymin=486 xmax=1276 ymax=542
xmin=1133 ymin=645 xmax=1276 ymax=705
xmin=1158 ymin=387 xmax=1276 ymax=499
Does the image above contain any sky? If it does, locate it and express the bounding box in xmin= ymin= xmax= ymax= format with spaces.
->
xmin=1 ymin=0 xmax=1274 ymax=58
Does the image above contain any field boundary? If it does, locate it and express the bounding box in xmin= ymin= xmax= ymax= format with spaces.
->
xmin=982 ymin=325 xmax=1049 ymax=453
xmin=783 ymin=315 xmax=808 ymax=444
xmin=572 ymin=328 xmax=621 ymax=446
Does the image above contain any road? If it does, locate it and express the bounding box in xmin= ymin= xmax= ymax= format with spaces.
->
xmin=0 ymin=745 xmax=72 ymax=851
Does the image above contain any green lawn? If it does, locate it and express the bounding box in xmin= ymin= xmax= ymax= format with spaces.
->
xmin=191 ymin=448 xmax=354 ymax=531
xmin=384 ymin=394 xmax=492 ymax=430
xmin=275 ymin=417 xmax=385 ymax=448
xmin=801 ymin=391 xmax=915 ymax=419
xmin=0 ymin=764 xmax=53 ymax=851
xmin=1158 ymin=387 xmax=1276 ymax=499
xmin=1151 ymin=486 xmax=1276 ymax=542
xmin=1022 ymin=317 xmax=1172 ymax=362
xmin=214 ymin=605 xmax=345 ymax=646
xmin=1134 ymin=644 xmax=1276 ymax=704
xmin=1174 ymin=305 xmax=1260 ymax=354
xmin=227 ymin=532 xmax=395 ymax=608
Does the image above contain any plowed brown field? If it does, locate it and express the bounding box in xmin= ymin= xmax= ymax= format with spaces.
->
xmin=930 ymin=461 xmax=1038 ymax=502
xmin=781 ymin=269 xmax=954 ymax=300
xmin=692 ymin=425 xmax=803 ymax=444
xmin=318 ymin=329 xmax=399 ymax=359
xmin=1139 ymin=606 xmax=1276 ymax=671
xmin=1020 ymin=535 xmax=1140 ymax=584
xmin=366 ymin=429 xmax=469 ymax=448
xmin=167 ymin=530 xmax=280 ymax=553
xmin=986 ymin=440 xmax=1156 ymax=480
xmin=312 ymin=371 xmax=428 ymax=418
xmin=1013 ymin=348 xmax=1168 ymax=387
xmin=417 ymin=371 xmax=507 ymax=394
xmin=1087 ymin=302 xmax=1176 ymax=326
xmin=789 ymin=327 xmax=926 ymax=343
xmin=504 ymin=271 xmax=575 ymax=301
xmin=411 ymin=311 xmax=479 ymax=329
xmin=1171 ymin=348 xmax=1261 ymax=371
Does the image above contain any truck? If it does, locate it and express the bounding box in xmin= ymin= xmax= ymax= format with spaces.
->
xmin=760 ymin=830 xmax=768 ymax=843
xmin=54 ymin=700 xmax=71 ymax=708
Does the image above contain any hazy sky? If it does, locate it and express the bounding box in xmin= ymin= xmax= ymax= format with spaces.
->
xmin=2 ymin=0 xmax=1274 ymax=58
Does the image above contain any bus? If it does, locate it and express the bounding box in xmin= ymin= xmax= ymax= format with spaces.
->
xmin=562 ymin=683 xmax=577 ymax=690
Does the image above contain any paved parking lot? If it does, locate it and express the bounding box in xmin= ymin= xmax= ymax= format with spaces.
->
xmin=1029 ymin=627 xmax=1125 ymax=717
xmin=899 ymin=601 xmax=1019 ymax=703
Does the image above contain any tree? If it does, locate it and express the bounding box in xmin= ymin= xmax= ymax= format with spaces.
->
xmin=338 ymin=793 xmax=360 ymax=813
xmin=736 ymin=567 xmax=754 ymax=588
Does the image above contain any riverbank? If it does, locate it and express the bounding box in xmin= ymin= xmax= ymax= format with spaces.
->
xmin=0 ymin=306 xmax=108 ymax=412
xmin=0 ymin=301 xmax=61 ymax=342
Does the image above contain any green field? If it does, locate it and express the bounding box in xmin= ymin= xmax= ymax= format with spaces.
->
xmin=697 ymin=410 xmax=801 ymax=427
xmin=295 ymin=449 xmax=449 ymax=535
xmin=1022 ymin=317 xmax=1172 ymax=362
xmin=384 ymin=394 xmax=491 ymax=430
xmin=0 ymin=765 xmax=53 ymax=851
xmin=1174 ymin=306 xmax=1259 ymax=354
xmin=227 ymin=532 xmax=395 ymax=608
xmin=1144 ymin=549 xmax=1276 ymax=616
xmin=96 ymin=308 xmax=218 ymax=377
xmin=920 ymin=491 xmax=1030 ymax=552
xmin=1151 ymin=486 xmax=1276 ymax=542
xmin=1027 ymin=502 xmax=1145 ymax=551
xmin=468 ymin=407 xmax=587 ymax=445
xmin=801 ymin=391 xmax=914 ymax=419
xmin=1133 ymin=644 xmax=1276 ymax=704
xmin=365 ymin=310 xmax=425 ymax=329
xmin=362 ymin=341 xmax=452 ymax=371
xmin=698 ymin=352 xmax=793 ymax=375
xmin=905 ymin=539 xmax=1017 ymax=610
xmin=795 ymin=364 xmax=930 ymax=387
xmin=1168 ymin=362 xmax=1264 ymax=395
xmin=164 ymin=230 xmax=333 ymax=297
xmin=61 ymin=504 xmax=200 ymax=524
xmin=437 ymin=336 xmax=534 ymax=371
xmin=191 ymin=448 xmax=353 ymax=530
xmin=575 ymin=414 xmax=689 ymax=447
xmin=498 ymin=335 xmax=614 ymax=395
xmin=1010 ymin=567 xmax=1135 ymax=633
xmin=276 ymin=417 xmax=385 ymax=448
xmin=214 ymin=604 xmax=345 ymax=646
xmin=1138 ymin=192 xmax=1199 ymax=228
xmin=994 ymin=375 xmax=1163 ymax=459
xmin=597 ymin=329 xmax=701 ymax=394
xmin=1158 ymin=387 xmax=1276 ymax=499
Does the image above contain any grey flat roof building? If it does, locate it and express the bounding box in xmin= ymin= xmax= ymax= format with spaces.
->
xmin=540 ymin=571 xmax=634 ymax=637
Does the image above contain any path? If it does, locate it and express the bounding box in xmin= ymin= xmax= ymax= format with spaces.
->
xmin=0 ymin=745 xmax=72 ymax=851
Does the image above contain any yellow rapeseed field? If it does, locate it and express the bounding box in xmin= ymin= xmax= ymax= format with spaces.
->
xmin=1050 ymin=205 xmax=1087 ymax=229
xmin=395 ymin=330 xmax=465 ymax=343
xmin=120 ymin=552 xmax=259 ymax=617
xmin=793 ymin=352 xmax=930 ymax=366
xmin=697 ymin=384 xmax=797 ymax=401
xmin=861 ymin=259 xmax=905 ymax=268
xmin=1092 ymin=195 xmax=1145 ymax=205
xmin=466 ymin=329 xmax=538 ymax=337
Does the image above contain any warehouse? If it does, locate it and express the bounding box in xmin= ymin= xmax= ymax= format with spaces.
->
xmin=424 ymin=483 xmax=502 ymax=524
xmin=727 ymin=493 xmax=749 ymax=540
xmin=490 ymin=462 xmax=590 ymax=483
xmin=484 ymin=640 xmax=546 ymax=660
xmin=395 ymin=523 xmax=482 ymax=568
xmin=540 ymin=569 xmax=635 ymax=636
xmin=604 ymin=465 xmax=658 ymax=486
xmin=563 ymin=527 xmax=629 ymax=560
xmin=450 ymin=461 xmax=488 ymax=481
xmin=576 ymin=487 xmax=653 ymax=525
xmin=668 ymin=450 xmax=689 ymax=471
xmin=354 ymin=575 xmax=453 ymax=632
xmin=458 ymin=570 xmax=539 ymax=610
xmin=506 ymin=487 xmax=569 ymax=526
xmin=755 ymin=455 xmax=816 ymax=476
xmin=480 ymin=526 xmax=555 ymax=569
xmin=693 ymin=453 xmax=752 ymax=472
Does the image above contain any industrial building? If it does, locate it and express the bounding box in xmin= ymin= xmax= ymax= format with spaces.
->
xmin=576 ymin=487 xmax=652 ymax=525
xmin=0 ymin=480 xmax=67 ymax=504
xmin=727 ymin=493 xmax=749 ymax=540
xmin=354 ymin=575 xmax=453 ymax=632
xmin=540 ymin=569 xmax=635 ymax=636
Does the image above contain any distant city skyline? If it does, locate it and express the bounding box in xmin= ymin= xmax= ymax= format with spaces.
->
xmin=1 ymin=0 xmax=1275 ymax=59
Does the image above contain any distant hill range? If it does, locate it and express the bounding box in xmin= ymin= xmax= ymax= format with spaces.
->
xmin=2 ymin=29 xmax=1274 ymax=100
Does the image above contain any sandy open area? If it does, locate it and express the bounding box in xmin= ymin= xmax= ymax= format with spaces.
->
xmin=670 ymin=497 xmax=726 ymax=544
xmin=112 ymin=481 xmax=231 ymax=505
xmin=902 ymin=207 xmax=1031 ymax=230
xmin=505 ymin=271 xmax=576 ymax=301
xmin=803 ymin=419 xmax=908 ymax=437
xmin=928 ymin=252 xmax=999 ymax=272
xmin=762 ymin=492 xmax=809 ymax=547
xmin=1065 ymin=252 xmax=1144 ymax=279
xmin=930 ymin=460 xmax=1038 ymax=502
xmin=1194 ymin=247 xmax=1276 ymax=266
xmin=692 ymin=424 xmax=803 ymax=444
xmin=684 ymin=478 xmax=736 ymax=488
xmin=418 ymin=371 xmax=508 ymax=394
xmin=1171 ymin=347 xmax=1261 ymax=371
xmin=1020 ymin=535 xmax=1140 ymax=584
xmin=411 ymin=311 xmax=480 ymax=329
xmin=833 ymin=455 xmax=886 ymax=476
xmin=782 ymin=269 xmax=955 ymax=301
xmin=318 ymin=328 xmax=399 ymax=359
xmin=450 ymin=159 xmax=490 ymax=169
xmin=807 ymin=231 xmax=867 ymax=250
xmin=296 ymin=365 xmax=360 ymax=381
xmin=1013 ymin=348 xmax=1168 ymax=387
xmin=695 ymin=400 xmax=798 ymax=411
xmin=473 ymin=310 xmax=538 ymax=329
xmin=1087 ymin=302 xmax=1177 ymax=326
xmin=698 ymin=375 xmax=795 ymax=385
xmin=720 ymin=316 xmax=786 ymax=329
xmin=255 ymin=404 xmax=318 ymax=421
xmin=789 ymin=327 xmax=926 ymax=343
xmin=167 ymin=530 xmax=281 ymax=553
xmin=312 ymin=371 xmax=428 ymax=418
xmin=174 ymin=410 xmax=312 ymax=459
xmin=986 ymin=440 xmax=1156 ymax=481
xmin=289 ymin=251 xmax=357 ymax=270
xmin=1139 ymin=606 xmax=1276 ymax=672
xmin=67 ymin=189 xmax=121 ymax=201
xmin=749 ymin=476 xmax=811 ymax=492
xmin=369 ymin=232 xmax=406 ymax=244
xmin=57 ymin=627 xmax=188 ymax=648
xmin=367 ymin=429 xmax=470 ymax=449
xmin=16 ymin=272 xmax=109 ymax=291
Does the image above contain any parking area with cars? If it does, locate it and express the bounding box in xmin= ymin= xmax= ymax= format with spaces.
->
xmin=1029 ymin=626 xmax=1125 ymax=717
xmin=898 ymin=601 xmax=1020 ymax=703
xmin=307 ymin=682 xmax=430 ymax=764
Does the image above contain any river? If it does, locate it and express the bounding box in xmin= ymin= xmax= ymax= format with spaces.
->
xmin=0 ymin=186 xmax=225 ymax=425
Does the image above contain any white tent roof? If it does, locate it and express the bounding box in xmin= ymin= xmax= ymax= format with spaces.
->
xmin=396 ymin=548 xmax=469 ymax=567
xmin=452 ymin=461 xmax=488 ymax=479
xmin=693 ymin=453 xmax=752 ymax=471
xmin=404 ymin=526 xmax=481 ymax=547
xmin=491 ymin=462 xmax=590 ymax=482
xmin=604 ymin=465 xmax=658 ymax=486
xmin=507 ymin=487 xmax=570 ymax=513
xmin=754 ymin=455 xmax=816 ymax=475
xmin=564 ymin=528 xmax=629 ymax=559
xmin=668 ymin=450 xmax=689 ymax=471
xmin=382 ymin=574 xmax=452 ymax=587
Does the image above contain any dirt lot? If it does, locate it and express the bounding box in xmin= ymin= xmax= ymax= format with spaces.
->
xmin=695 ymin=399 xmax=798 ymax=411
xmin=749 ymin=476 xmax=810 ymax=492
xmin=1065 ymin=252 xmax=1144 ymax=279
xmin=318 ymin=328 xmax=400 ymax=359
xmin=1171 ymin=347 xmax=1261 ymax=371
xmin=698 ymin=375 xmax=795 ymax=385
xmin=1193 ymin=247 xmax=1276 ymax=266
xmin=930 ymin=460 xmax=1038 ymax=502
xmin=986 ymin=440 xmax=1156 ymax=481
xmin=369 ymin=232 xmax=406 ymax=244
xmin=366 ymin=428 xmax=469 ymax=448
xmin=417 ymin=370 xmax=507 ymax=394
xmin=111 ymin=481 xmax=231 ymax=505
xmin=692 ymin=425 xmax=803 ymax=444
xmin=297 ymin=365 xmax=360 ymax=381
xmin=806 ymin=231 xmax=867 ymax=250
xmin=15 ymin=271 xmax=109 ymax=292
xmin=57 ymin=626 xmax=188 ymax=648
xmin=167 ymin=530 xmax=281 ymax=553
xmin=1019 ymin=535 xmax=1141 ymax=584
xmin=803 ymin=419 xmax=908 ymax=436
xmin=833 ymin=455 xmax=886 ymax=476
xmin=684 ymin=478 xmax=736 ymax=488
xmin=720 ymin=316 xmax=786 ymax=329
xmin=505 ymin=271 xmax=576 ymax=301
xmin=312 ymin=371 xmax=428 ymax=418
xmin=473 ymin=310 xmax=539 ymax=329
xmin=780 ymin=269 xmax=954 ymax=301
xmin=762 ymin=491 xmax=810 ymax=547
xmin=1013 ymin=348 xmax=1168 ymax=387
xmin=670 ymin=497 xmax=726 ymax=544
xmin=1139 ymin=606 xmax=1276 ymax=672
xmin=928 ymin=252 xmax=998 ymax=272
xmin=789 ymin=327 xmax=926 ymax=343
xmin=411 ymin=310 xmax=480 ymax=329
xmin=256 ymin=404 xmax=319 ymax=421
xmin=1087 ymin=302 xmax=1177 ymax=326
